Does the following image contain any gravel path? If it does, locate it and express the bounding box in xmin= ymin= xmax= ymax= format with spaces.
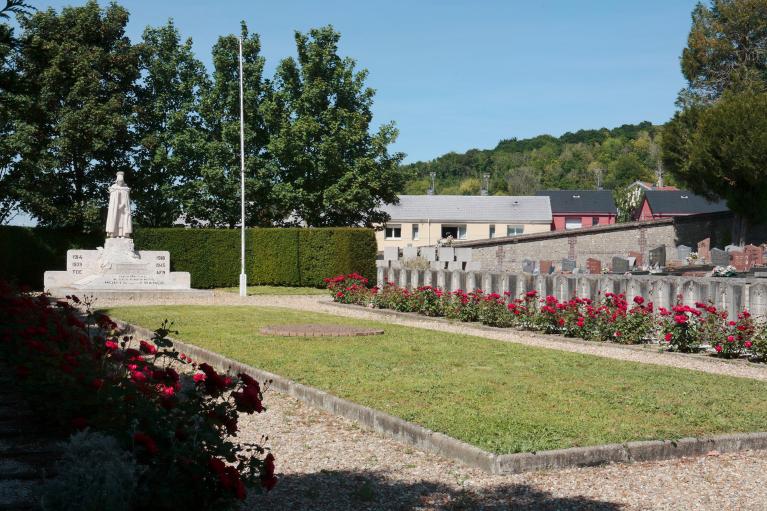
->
xmin=241 ymin=389 xmax=767 ymax=510
xmin=205 ymin=292 xmax=767 ymax=382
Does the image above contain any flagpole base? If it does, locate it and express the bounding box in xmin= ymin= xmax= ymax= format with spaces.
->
xmin=239 ymin=273 xmax=247 ymax=297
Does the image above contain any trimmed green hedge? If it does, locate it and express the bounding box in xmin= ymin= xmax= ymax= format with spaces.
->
xmin=136 ymin=227 xmax=376 ymax=288
xmin=1 ymin=226 xmax=376 ymax=289
xmin=0 ymin=227 xmax=102 ymax=289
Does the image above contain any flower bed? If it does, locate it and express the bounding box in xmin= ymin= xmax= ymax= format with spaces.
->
xmin=325 ymin=274 xmax=767 ymax=362
xmin=0 ymin=282 xmax=277 ymax=510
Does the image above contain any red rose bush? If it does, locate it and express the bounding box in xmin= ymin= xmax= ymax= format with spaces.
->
xmin=326 ymin=274 xmax=765 ymax=361
xmin=0 ymin=282 xmax=277 ymax=510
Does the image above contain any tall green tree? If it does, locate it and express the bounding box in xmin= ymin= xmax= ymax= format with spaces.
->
xmin=666 ymin=91 xmax=767 ymax=229
xmin=679 ymin=0 xmax=767 ymax=105
xmin=14 ymin=1 xmax=139 ymax=230
xmin=0 ymin=1 xmax=34 ymax=224
xmin=265 ymin=25 xmax=405 ymax=227
xmin=131 ymin=20 xmax=210 ymax=226
xmin=663 ymin=0 xmax=767 ymax=241
xmin=186 ymin=22 xmax=275 ymax=227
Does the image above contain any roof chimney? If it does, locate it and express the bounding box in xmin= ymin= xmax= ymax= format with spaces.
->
xmin=480 ymin=173 xmax=490 ymax=196
xmin=427 ymin=172 xmax=436 ymax=195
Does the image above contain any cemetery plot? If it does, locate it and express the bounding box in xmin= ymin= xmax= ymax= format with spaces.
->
xmin=108 ymin=305 xmax=767 ymax=455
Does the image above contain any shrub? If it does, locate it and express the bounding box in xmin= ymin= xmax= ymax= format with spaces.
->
xmin=0 ymin=283 xmax=277 ymax=510
xmin=42 ymin=431 xmax=138 ymax=511
xmin=0 ymin=226 xmax=102 ymax=289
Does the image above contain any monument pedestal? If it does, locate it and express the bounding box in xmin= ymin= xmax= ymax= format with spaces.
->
xmin=44 ymin=237 xmax=208 ymax=300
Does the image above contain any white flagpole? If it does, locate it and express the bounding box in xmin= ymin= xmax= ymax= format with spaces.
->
xmin=238 ymin=35 xmax=247 ymax=297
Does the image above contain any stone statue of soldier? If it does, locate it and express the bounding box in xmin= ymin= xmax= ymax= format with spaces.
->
xmin=105 ymin=171 xmax=132 ymax=238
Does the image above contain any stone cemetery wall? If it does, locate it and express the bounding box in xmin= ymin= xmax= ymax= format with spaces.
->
xmin=375 ymin=265 xmax=767 ymax=319
xmin=454 ymin=213 xmax=750 ymax=273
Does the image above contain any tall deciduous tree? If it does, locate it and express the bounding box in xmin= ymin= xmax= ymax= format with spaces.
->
xmin=187 ymin=22 xmax=275 ymax=227
xmin=265 ymin=25 xmax=405 ymax=227
xmin=0 ymin=1 xmax=34 ymax=224
xmin=14 ymin=1 xmax=139 ymax=230
xmin=132 ymin=20 xmax=210 ymax=226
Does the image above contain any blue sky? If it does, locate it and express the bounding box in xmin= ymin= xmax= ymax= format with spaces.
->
xmin=37 ymin=0 xmax=698 ymax=163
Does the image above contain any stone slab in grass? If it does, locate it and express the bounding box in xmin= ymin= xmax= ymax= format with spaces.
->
xmin=260 ymin=324 xmax=384 ymax=337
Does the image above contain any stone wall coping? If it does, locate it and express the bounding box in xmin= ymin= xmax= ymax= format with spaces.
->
xmin=112 ymin=317 xmax=767 ymax=475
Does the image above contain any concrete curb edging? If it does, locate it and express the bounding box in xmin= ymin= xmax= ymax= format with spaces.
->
xmin=113 ymin=319 xmax=767 ymax=475
xmin=324 ymin=301 xmax=767 ymax=371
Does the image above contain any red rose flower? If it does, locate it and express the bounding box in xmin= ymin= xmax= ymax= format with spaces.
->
xmin=133 ymin=432 xmax=159 ymax=455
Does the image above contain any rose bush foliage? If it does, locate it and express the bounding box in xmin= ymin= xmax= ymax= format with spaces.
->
xmin=0 ymin=282 xmax=277 ymax=510
xmin=326 ymin=274 xmax=765 ymax=360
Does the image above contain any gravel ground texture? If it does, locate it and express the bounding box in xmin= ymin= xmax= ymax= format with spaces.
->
xmin=242 ymin=389 xmax=767 ymax=511
xmin=92 ymin=292 xmax=767 ymax=509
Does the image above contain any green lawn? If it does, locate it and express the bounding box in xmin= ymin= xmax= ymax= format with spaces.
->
xmin=216 ymin=285 xmax=327 ymax=296
xmin=106 ymin=305 xmax=767 ymax=454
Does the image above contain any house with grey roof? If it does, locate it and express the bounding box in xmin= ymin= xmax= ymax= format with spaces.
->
xmin=636 ymin=190 xmax=729 ymax=220
xmin=536 ymin=190 xmax=617 ymax=230
xmin=376 ymin=195 xmax=552 ymax=250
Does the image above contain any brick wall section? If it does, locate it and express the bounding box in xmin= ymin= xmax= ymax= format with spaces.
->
xmin=457 ymin=212 xmax=755 ymax=272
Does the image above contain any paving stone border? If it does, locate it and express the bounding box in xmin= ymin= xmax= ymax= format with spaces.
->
xmin=260 ymin=324 xmax=384 ymax=337
xmin=114 ymin=319 xmax=767 ymax=475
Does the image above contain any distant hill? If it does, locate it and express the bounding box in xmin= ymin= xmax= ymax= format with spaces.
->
xmin=401 ymin=121 xmax=673 ymax=197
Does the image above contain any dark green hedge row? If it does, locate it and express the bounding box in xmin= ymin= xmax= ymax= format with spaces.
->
xmin=0 ymin=227 xmax=102 ymax=289
xmin=1 ymin=225 xmax=376 ymax=289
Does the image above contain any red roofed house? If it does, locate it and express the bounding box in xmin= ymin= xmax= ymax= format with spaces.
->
xmin=536 ymin=190 xmax=617 ymax=231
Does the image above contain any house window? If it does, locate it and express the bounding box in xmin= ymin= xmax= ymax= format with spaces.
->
xmin=412 ymin=224 xmax=419 ymax=240
xmin=384 ymin=225 xmax=402 ymax=239
xmin=565 ymin=217 xmax=582 ymax=230
xmin=489 ymin=225 xmax=495 ymax=238
xmin=441 ymin=225 xmax=467 ymax=240
xmin=592 ymin=216 xmax=599 ymax=226
xmin=507 ymin=225 xmax=524 ymax=236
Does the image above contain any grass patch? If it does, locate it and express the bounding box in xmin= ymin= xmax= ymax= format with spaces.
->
xmin=216 ymin=285 xmax=327 ymax=296
xmin=106 ymin=305 xmax=767 ymax=454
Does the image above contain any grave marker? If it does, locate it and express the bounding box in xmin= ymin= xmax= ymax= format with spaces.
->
xmin=612 ymin=256 xmax=630 ymax=274
xmin=586 ymin=258 xmax=602 ymax=274
xmin=649 ymin=245 xmax=666 ymax=267
xmin=697 ymin=238 xmax=711 ymax=263
xmin=676 ymin=245 xmax=692 ymax=262
xmin=730 ymin=251 xmax=747 ymax=272
xmin=710 ymin=248 xmax=729 ymax=267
